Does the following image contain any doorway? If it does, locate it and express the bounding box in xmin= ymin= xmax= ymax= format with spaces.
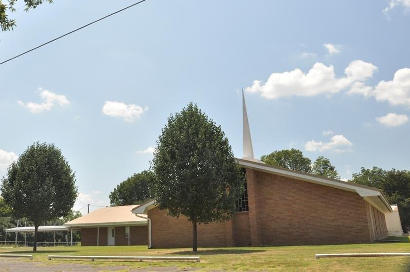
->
xmin=107 ymin=227 xmax=115 ymax=246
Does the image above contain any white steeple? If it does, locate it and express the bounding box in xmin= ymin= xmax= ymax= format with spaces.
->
xmin=242 ymin=89 xmax=255 ymax=160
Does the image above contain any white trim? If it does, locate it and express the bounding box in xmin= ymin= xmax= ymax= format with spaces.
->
xmin=64 ymin=221 xmax=147 ymax=228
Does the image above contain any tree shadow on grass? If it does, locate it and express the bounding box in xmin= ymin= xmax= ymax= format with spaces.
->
xmin=169 ymin=248 xmax=266 ymax=255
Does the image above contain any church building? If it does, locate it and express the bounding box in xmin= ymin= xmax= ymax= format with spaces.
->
xmin=134 ymin=93 xmax=392 ymax=248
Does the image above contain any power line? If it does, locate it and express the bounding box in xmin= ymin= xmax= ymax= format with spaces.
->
xmin=0 ymin=0 xmax=148 ymax=65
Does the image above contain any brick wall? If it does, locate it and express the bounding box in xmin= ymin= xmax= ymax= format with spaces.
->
xmin=254 ymin=170 xmax=372 ymax=245
xmin=366 ymin=202 xmax=388 ymax=241
xmin=147 ymin=167 xmax=386 ymax=247
xmin=130 ymin=226 xmax=148 ymax=245
xmin=148 ymin=207 xmax=232 ymax=248
xmin=80 ymin=227 xmax=107 ymax=246
xmin=80 ymin=225 xmax=147 ymax=246
xmin=81 ymin=228 xmax=97 ymax=246
xmin=99 ymin=227 xmax=107 ymax=246
xmin=232 ymin=212 xmax=251 ymax=246
xmin=115 ymin=227 xmax=127 ymax=246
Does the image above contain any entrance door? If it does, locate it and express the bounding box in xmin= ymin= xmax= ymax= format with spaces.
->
xmin=107 ymin=227 xmax=115 ymax=246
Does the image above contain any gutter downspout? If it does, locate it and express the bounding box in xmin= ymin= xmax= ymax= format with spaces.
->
xmin=148 ymin=218 xmax=152 ymax=249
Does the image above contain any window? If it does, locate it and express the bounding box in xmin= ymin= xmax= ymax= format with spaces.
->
xmin=236 ymin=180 xmax=249 ymax=212
xmin=125 ymin=227 xmax=129 ymax=240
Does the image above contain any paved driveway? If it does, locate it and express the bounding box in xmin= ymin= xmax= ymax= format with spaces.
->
xmin=0 ymin=259 xmax=192 ymax=272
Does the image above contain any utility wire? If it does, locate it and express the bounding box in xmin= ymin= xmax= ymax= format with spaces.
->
xmin=0 ymin=0 xmax=147 ymax=65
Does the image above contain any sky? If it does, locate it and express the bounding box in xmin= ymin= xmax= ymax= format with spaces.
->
xmin=1 ymin=0 xmax=410 ymax=214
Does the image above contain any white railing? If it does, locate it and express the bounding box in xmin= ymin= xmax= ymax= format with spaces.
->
xmin=0 ymin=241 xmax=80 ymax=247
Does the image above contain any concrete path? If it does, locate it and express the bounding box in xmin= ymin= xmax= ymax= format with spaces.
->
xmin=0 ymin=258 xmax=195 ymax=272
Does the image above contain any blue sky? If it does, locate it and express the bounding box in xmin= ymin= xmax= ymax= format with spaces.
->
xmin=1 ymin=0 xmax=410 ymax=213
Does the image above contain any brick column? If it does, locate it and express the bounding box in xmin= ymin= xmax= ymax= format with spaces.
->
xmin=224 ymin=220 xmax=233 ymax=246
xmin=246 ymin=169 xmax=261 ymax=245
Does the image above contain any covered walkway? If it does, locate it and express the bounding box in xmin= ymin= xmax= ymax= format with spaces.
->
xmin=4 ymin=226 xmax=74 ymax=247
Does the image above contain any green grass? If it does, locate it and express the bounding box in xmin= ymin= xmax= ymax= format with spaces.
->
xmin=1 ymin=239 xmax=410 ymax=271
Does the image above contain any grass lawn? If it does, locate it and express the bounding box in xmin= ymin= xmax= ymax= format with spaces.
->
xmin=0 ymin=238 xmax=409 ymax=271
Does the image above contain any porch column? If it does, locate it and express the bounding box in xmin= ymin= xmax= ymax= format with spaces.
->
xmin=70 ymin=229 xmax=73 ymax=246
xmin=97 ymin=227 xmax=100 ymax=246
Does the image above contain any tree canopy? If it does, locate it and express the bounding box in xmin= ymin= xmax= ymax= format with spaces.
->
xmin=0 ymin=197 xmax=11 ymax=217
xmin=1 ymin=142 xmax=77 ymax=251
xmin=350 ymin=167 xmax=410 ymax=232
xmin=0 ymin=0 xmax=53 ymax=31
xmin=109 ymin=170 xmax=154 ymax=206
xmin=312 ymin=156 xmax=339 ymax=179
xmin=261 ymin=149 xmax=339 ymax=179
xmin=261 ymin=148 xmax=312 ymax=173
xmin=152 ymin=103 xmax=244 ymax=251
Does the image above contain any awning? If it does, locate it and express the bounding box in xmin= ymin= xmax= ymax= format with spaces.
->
xmin=5 ymin=226 xmax=69 ymax=233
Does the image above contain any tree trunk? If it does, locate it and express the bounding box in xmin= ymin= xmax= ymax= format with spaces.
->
xmin=192 ymin=220 xmax=197 ymax=252
xmin=33 ymin=225 xmax=38 ymax=252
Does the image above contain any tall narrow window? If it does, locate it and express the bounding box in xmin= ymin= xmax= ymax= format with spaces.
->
xmin=236 ymin=179 xmax=249 ymax=212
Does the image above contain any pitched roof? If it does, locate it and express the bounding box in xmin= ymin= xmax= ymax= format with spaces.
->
xmin=65 ymin=205 xmax=147 ymax=228
xmin=237 ymin=158 xmax=392 ymax=213
xmin=133 ymin=159 xmax=392 ymax=215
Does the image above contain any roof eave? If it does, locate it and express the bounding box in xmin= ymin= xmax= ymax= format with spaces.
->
xmin=64 ymin=220 xmax=147 ymax=228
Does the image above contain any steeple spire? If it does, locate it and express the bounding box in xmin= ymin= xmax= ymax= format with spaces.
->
xmin=242 ymin=89 xmax=254 ymax=160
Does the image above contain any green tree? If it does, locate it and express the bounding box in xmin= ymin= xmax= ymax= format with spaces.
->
xmin=0 ymin=197 xmax=13 ymax=242
xmin=152 ymin=103 xmax=244 ymax=252
xmin=1 ymin=142 xmax=77 ymax=251
xmin=350 ymin=167 xmax=410 ymax=233
xmin=312 ymin=156 xmax=339 ymax=179
xmin=1 ymin=0 xmax=53 ymax=31
xmin=0 ymin=197 xmax=11 ymax=217
xmin=109 ymin=171 xmax=154 ymax=206
xmin=261 ymin=148 xmax=312 ymax=173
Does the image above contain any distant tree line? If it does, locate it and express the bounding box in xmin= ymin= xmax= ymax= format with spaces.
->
xmin=350 ymin=167 xmax=409 ymax=233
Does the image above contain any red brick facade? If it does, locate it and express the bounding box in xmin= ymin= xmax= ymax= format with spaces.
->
xmin=147 ymin=168 xmax=388 ymax=248
xmin=80 ymin=225 xmax=147 ymax=246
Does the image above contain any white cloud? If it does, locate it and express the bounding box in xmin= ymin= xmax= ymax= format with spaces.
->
xmin=323 ymin=43 xmax=340 ymax=55
xmin=0 ymin=149 xmax=18 ymax=178
xmin=73 ymin=191 xmax=109 ymax=214
xmin=344 ymin=60 xmax=377 ymax=81
xmin=305 ymin=134 xmax=352 ymax=153
xmin=246 ymin=60 xmax=377 ymax=100
xmin=376 ymin=113 xmax=408 ymax=127
xmin=348 ymin=67 xmax=410 ymax=107
xmin=136 ymin=146 xmax=155 ymax=155
xmin=348 ymin=82 xmax=373 ymax=97
xmin=322 ymin=130 xmax=334 ymax=136
xmin=18 ymin=88 xmax=70 ymax=113
xmin=384 ymin=0 xmax=410 ymax=13
xmin=372 ymin=68 xmax=410 ymax=107
xmin=102 ymin=101 xmax=148 ymax=122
